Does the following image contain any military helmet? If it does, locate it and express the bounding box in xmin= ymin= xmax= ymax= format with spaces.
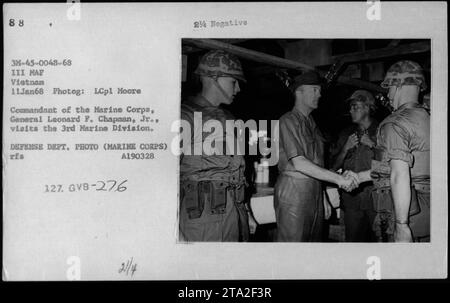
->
xmin=194 ymin=50 xmax=246 ymax=82
xmin=347 ymin=90 xmax=376 ymax=106
xmin=346 ymin=89 xmax=377 ymax=112
xmin=381 ymin=60 xmax=427 ymax=91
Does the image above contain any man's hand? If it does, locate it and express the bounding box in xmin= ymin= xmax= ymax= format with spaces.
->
xmin=394 ymin=223 xmax=413 ymax=242
xmin=323 ymin=192 xmax=332 ymax=220
xmin=360 ymin=133 xmax=375 ymax=148
xmin=344 ymin=133 xmax=359 ymax=151
xmin=343 ymin=170 xmax=360 ymax=184
xmin=338 ymin=176 xmax=357 ymax=192
xmin=339 ymin=170 xmax=360 ymax=192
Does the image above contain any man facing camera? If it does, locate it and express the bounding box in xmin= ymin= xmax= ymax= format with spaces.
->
xmin=331 ymin=90 xmax=379 ymax=242
xmin=275 ymin=71 xmax=358 ymax=242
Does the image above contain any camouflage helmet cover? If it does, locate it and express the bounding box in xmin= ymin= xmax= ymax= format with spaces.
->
xmin=381 ymin=60 xmax=427 ymax=91
xmin=194 ymin=50 xmax=246 ymax=82
xmin=346 ymin=89 xmax=377 ymax=112
xmin=347 ymin=89 xmax=376 ymax=106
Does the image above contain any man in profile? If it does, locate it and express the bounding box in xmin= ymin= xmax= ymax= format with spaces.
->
xmin=353 ymin=60 xmax=430 ymax=242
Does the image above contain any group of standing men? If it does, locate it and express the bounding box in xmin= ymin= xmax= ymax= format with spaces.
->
xmin=179 ymin=49 xmax=430 ymax=243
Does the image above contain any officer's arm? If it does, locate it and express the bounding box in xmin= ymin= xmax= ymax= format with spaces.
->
xmin=291 ymin=156 xmax=346 ymax=186
xmin=390 ymin=159 xmax=411 ymax=223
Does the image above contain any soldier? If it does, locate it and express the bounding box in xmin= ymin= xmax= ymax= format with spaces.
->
xmin=353 ymin=60 xmax=430 ymax=242
xmin=275 ymin=71 xmax=358 ymax=242
xmin=331 ymin=90 xmax=379 ymax=242
xmin=179 ymin=50 xmax=249 ymax=242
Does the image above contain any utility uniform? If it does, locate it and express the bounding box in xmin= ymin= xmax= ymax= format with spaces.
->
xmin=179 ymin=50 xmax=249 ymax=242
xmin=370 ymin=60 xmax=430 ymax=242
xmin=334 ymin=121 xmax=379 ymax=242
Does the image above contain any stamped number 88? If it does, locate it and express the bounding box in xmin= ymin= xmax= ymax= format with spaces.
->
xmin=10 ymin=19 xmax=24 ymax=27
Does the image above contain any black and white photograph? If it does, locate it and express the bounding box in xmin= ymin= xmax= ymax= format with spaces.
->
xmin=179 ymin=38 xmax=432 ymax=244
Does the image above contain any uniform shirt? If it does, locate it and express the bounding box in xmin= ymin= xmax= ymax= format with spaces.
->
xmin=334 ymin=121 xmax=379 ymax=173
xmin=331 ymin=120 xmax=379 ymax=210
xmin=180 ymin=95 xmax=245 ymax=183
xmin=277 ymin=107 xmax=325 ymax=177
xmin=376 ymin=102 xmax=430 ymax=185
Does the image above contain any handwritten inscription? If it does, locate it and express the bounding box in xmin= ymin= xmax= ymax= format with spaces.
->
xmin=44 ymin=180 xmax=128 ymax=193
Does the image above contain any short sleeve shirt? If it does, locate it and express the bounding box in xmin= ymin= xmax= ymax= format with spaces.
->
xmin=277 ymin=107 xmax=325 ymax=175
xmin=333 ymin=120 xmax=379 ymax=173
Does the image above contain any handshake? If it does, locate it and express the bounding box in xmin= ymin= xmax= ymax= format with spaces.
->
xmin=338 ymin=170 xmax=361 ymax=192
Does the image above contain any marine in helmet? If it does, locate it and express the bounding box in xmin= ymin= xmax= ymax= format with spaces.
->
xmin=179 ymin=50 xmax=249 ymax=242
xmin=331 ymin=90 xmax=379 ymax=242
xmin=351 ymin=60 xmax=430 ymax=242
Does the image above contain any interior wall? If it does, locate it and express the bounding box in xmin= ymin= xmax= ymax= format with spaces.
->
xmin=284 ymin=39 xmax=333 ymax=67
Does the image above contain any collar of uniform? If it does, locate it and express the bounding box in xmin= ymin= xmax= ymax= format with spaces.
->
xmin=364 ymin=119 xmax=379 ymax=134
xmin=396 ymin=102 xmax=421 ymax=111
